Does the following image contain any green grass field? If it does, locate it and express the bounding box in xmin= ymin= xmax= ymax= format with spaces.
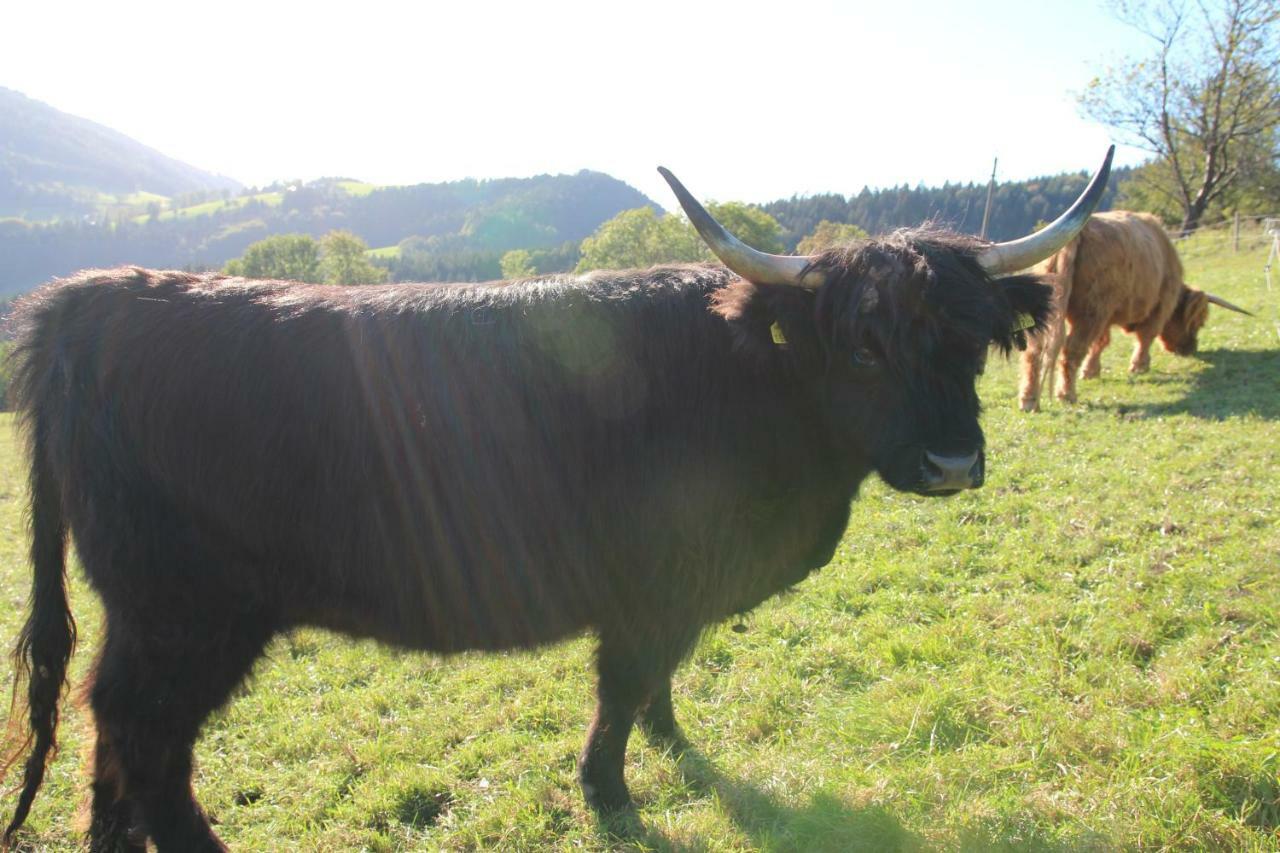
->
xmin=1 ymin=232 xmax=1276 ymax=850
xmin=130 ymin=191 xmax=285 ymax=224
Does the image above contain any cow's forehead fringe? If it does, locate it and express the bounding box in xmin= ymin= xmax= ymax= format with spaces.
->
xmin=807 ymin=226 xmax=1006 ymax=348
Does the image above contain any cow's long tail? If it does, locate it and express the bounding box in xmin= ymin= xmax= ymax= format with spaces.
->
xmin=1 ymin=379 xmax=76 ymax=845
xmin=1039 ymin=235 xmax=1078 ymax=400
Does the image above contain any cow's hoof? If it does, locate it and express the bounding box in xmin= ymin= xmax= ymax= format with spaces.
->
xmin=579 ymin=774 xmax=633 ymax=817
xmin=594 ymin=802 xmax=644 ymax=839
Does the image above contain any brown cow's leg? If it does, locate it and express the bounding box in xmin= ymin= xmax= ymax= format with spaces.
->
xmin=579 ymin=633 xmax=694 ymax=814
xmin=1017 ymin=336 xmax=1045 ymax=412
xmin=88 ymin=614 xmax=272 ymax=853
xmin=1129 ymin=332 xmax=1155 ymax=373
xmin=1057 ymin=318 xmax=1105 ymax=403
xmin=1081 ymin=328 xmax=1110 ymax=379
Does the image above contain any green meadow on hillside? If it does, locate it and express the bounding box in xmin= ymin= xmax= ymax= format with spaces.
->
xmin=0 ymin=229 xmax=1276 ymax=850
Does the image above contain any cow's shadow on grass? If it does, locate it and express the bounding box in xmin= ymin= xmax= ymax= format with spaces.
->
xmin=603 ymin=744 xmax=916 ymax=852
xmin=1103 ymin=349 xmax=1280 ymax=421
xmin=595 ymin=743 xmax=1112 ymax=852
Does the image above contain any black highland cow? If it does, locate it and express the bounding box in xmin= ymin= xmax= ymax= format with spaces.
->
xmin=2 ymin=150 xmax=1111 ymax=850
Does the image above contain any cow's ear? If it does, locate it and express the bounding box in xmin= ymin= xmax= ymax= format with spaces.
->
xmin=995 ymin=274 xmax=1054 ymax=350
xmin=711 ymin=280 xmax=821 ymax=365
xmin=710 ymin=280 xmax=773 ymax=355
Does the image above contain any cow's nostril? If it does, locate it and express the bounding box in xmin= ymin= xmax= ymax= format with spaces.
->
xmin=922 ymin=450 xmax=982 ymax=491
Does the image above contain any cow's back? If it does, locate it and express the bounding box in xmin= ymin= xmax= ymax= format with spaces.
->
xmin=1065 ymin=210 xmax=1183 ymax=329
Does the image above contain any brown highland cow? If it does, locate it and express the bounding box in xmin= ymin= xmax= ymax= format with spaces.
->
xmin=1018 ymin=210 xmax=1251 ymax=411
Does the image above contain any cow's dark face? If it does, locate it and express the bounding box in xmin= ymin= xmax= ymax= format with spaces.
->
xmin=807 ymin=235 xmax=1052 ymax=496
xmin=1160 ymin=285 xmax=1209 ymax=356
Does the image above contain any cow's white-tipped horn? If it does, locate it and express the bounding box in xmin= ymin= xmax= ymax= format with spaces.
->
xmin=1205 ymin=293 xmax=1254 ymax=316
xmin=977 ymin=146 xmax=1116 ymax=275
xmin=657 ymin=167 xmax=824 ymax=289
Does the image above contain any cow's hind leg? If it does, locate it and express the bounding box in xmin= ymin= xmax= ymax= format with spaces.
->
xmin=579 ymin=631 xmax=696 ymax=814
xmin=1017 ymin=335 xmax=1046 ymax=412
xmin=638 ymin=680 xmax=685 ymax=752
xmin=88 ymin=611 xmax=273 ymax=852
xmin=87 ymin=726 xmax=144 ymax=853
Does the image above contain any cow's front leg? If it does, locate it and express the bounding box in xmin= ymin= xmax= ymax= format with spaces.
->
xmin=579 ymin=639 xmax=648 ymax=813
xmin=579 ymin=632 xmax=693 ymax=813
xmin=1058 ymin=317 xmax=1105 ymax=403
xmin=1081 ymin=328 xmax=1110 ymax=379
xmin=1129 ymin=332 xmax=1155 ymax=373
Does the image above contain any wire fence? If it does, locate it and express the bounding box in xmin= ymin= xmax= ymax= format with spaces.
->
xmin=1264 ymin=219 xmax=1279 ymax=343
xmin=1159 ymin=213 xmax=1279 ymax=343
xmin=1164 ymin=213 xmax=1280 ymax=262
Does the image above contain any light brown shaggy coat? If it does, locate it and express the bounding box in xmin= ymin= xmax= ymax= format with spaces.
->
xmin=1019 ymin=210 xmax=1211 ymax=411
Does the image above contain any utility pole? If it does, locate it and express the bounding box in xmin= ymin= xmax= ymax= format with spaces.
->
xmin=980 ymin=157 xmax=998 ymax=239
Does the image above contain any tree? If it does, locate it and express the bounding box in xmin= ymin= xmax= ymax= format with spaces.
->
xmin=223 ymin=234 xmax=322 ymax=282
xmin=796 ymin=220 xmax=869 ymax=254
xmin=576 ymin=204 xmax=785 ymax=272
xmin=1081 ymin=0 xmax=1280 ymax=232
xmin=500 ymin=249 xmax=537 ymax=279
xmin=576 ymin=208 xmax=704 ymax=272
xmin=320 ymin=230 xmax=388 ymax=285
xmin=703 ymin=201 xmax=786 ymax=254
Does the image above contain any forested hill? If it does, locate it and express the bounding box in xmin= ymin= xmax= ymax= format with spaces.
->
xmin=0 ymin=87 xmax=241 ymax=221
xmin=765 ymin=166 xmax=1130 ymax=249
xmin=0 ymin=171 xmax=658 ymax=297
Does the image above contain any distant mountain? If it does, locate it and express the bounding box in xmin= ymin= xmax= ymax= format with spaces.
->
xmin=0 ymin=87 xmax=241 ymax=220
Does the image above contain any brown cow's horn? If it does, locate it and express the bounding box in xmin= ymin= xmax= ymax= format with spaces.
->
xmin=977 ymin=146 xmax=1115 ymax=274
xmin=657 ymin=167 xmax=824 ymax=289
xmin=1206 ymin=293 xmax=1254 ymax=316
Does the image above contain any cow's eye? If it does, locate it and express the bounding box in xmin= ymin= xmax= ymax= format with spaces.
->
xmin=852 ymin=347 xmax=878 ymax=368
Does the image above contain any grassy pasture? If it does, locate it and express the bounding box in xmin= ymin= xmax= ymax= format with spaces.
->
xmin=0 ymin=233 xmax=1276 ymax=850
xmin=338 ymin=181 xmax=381 ymax=197
xmin=130 ymin=191 xmax=285 ymax=224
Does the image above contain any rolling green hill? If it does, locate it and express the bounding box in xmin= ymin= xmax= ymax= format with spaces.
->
xmin=0 ymin=170 xmax=659 ymax=296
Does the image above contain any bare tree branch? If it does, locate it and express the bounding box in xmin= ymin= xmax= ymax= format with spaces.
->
xmin=1083 ymin=0 xmax=1280 ymax=231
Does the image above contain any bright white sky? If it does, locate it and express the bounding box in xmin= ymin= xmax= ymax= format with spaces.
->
xmin=2 ymin=0 xmax=1153 ymax=206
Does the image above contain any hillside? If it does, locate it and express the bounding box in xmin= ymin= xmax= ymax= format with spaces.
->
xmin=0 ymin=87 xmax=241 ymax=220
xmin=0 ymin=171 xmax=659 ymax=296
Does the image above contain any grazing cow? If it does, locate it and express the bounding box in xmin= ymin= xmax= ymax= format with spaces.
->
xmin=1018 ymin=209 xmax=1252 ymax=411
xmin=1 ymin=150 xmax=1110 ymax=851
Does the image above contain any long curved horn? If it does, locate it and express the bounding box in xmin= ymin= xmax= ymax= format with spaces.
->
xmin=1206 ymin=293 xmax=1254 ymax=316
xmin=977 ymin=146 xmax=1115 ymax=274
xmin=657 ymin=167 xmax=824 ymax=289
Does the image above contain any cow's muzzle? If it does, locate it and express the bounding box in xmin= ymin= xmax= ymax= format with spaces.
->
xmin=920 ymin=450 xmax=984 ymax=494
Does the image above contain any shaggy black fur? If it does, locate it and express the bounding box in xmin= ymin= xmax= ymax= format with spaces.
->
xmin=1 ymin=230 xmax=1050 ymax=849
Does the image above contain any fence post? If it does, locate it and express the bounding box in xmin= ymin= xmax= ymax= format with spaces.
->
xmin=1233 ymin=211 xmax=1240 ymax=252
